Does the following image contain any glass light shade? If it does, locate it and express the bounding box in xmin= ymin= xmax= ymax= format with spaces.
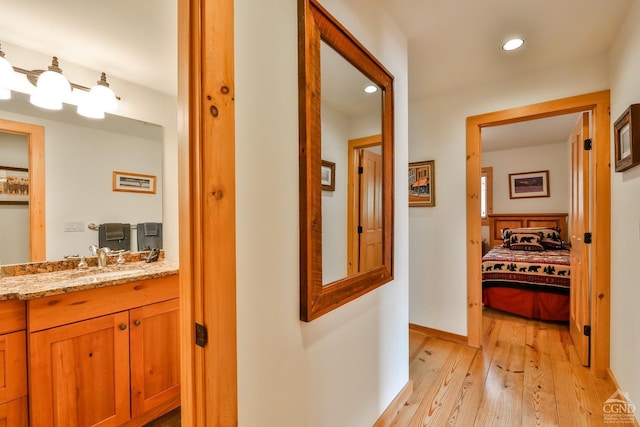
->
xmin=502 ymin=38 xmax=525 ymax=51
xmin=89 ymin=83 xmax=117 ymax=112
xmin=30 ymin=68 xmax=71 ymax=110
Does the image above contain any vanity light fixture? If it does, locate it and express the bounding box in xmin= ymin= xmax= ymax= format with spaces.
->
xmin=0 ymin=44 xmax=14 ymax=100
xmin=29 ymin=57 xmax=72 ymax=110
xmin=364 ymin=84 xmax=378 ymax=94
xmin=77 ymin=72 xmax=118 ymax=119
xmin=502 ymin=37 xmax=525 ymax=51
xmin=0 ymin=42 xmax=119 ymax=119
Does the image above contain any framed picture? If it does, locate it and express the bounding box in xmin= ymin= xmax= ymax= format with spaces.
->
xmin=112 ymin=171 xmax=157 ymax=194
xmin=409 ymin=160 xmax=435 ymax=207
xmin=321 ymin=160 xmax=335 ymax=191
xmin=0 ymin=166 xmax=29 ymax=205
xmin=614 ymin=104 xmax=640 ymax=172
xmin=509 ymin=170 xmax=549 ymax=199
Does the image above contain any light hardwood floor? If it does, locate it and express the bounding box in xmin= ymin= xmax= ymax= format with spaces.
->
xmin=392 ymin=308 xmax=636 ymax=427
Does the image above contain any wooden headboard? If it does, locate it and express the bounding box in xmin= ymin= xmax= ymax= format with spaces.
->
xmin=487 ymin=213 xmax=569 ymax=248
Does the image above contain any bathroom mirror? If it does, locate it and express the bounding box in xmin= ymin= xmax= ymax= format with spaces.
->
xmin=0 ymin=91 xmax=163 ymax=264
xmin=298 ymin=0 xmax=394 ymax=321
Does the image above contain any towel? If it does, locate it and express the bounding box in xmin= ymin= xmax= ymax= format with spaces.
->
xmin=105 ymin=223 xmax=125 ymax=241
xmin=143 ymin=222 xmax=158 ymax=236
xmin=98 ymin=223 xmax=131 ymax=251
xmin=137 ymin=222 xmax=163 ymax=251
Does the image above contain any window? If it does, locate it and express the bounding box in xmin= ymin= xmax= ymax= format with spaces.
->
xmin=481 ymin=167 xmax=493 ymax=224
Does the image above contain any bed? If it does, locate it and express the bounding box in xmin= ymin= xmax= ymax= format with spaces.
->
xmin=482 ymin=213 xmax=571 ymax=321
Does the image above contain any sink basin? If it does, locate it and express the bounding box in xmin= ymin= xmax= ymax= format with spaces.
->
xmin=83 ymin=269 xmax=146 ymax=280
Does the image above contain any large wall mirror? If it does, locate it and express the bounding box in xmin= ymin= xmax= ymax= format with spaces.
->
xmin=298 ymin=0 xmax=394 ymax=321
xmin=0 ymin=91 xmax=163 ymax=265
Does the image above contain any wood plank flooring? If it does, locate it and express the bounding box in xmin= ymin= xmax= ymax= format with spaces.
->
xmin=392 ymin=308 xmax=634 ymax=427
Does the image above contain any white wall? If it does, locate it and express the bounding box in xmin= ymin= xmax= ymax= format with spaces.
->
xmin=482 ymin=142 xmax=570 ymax=215
xmin=0 ymin=133 xmax=29 ymax=264
xmin=608 ymin=0 xmax=640 ymax=419
xmin=408 ymin=53 xmax=609 ymax=335
xmin=0 ymin=42 xmax=179 ymax=261
xmin=235 ymin=0 xmax=409 ymax=425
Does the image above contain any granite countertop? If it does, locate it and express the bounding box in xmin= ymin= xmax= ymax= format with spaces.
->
xmin=0 ymin=260 xmax=179 ymax=301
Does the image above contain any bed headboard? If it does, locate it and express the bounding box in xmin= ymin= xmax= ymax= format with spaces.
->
xmin=487 ymin=213 xmax=569 ymax=248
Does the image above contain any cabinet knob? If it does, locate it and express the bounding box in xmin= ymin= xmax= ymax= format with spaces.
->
xmin=134 ymin=319 xmax=141 ymax=326
xmin=119 ymin=324 xmax=127 ymax=330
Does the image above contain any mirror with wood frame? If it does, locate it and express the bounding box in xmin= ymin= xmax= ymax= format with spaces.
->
xmin=298 ymin=0 xmax=394 ymax=321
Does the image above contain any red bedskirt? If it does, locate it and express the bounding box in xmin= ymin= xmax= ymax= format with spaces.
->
xmin=482 ymin=287 xmax=569 ymax=321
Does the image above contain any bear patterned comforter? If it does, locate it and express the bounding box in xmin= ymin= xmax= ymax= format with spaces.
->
xmin=481 ymin=246 xmax=570 ymax=294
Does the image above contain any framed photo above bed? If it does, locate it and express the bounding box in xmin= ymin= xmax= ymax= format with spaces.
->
xmin=508 ymin=170 xmax=549 ymax=199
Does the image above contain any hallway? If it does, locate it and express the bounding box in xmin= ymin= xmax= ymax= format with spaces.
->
xmin=392 ymin=308 xmax=623 ymax=426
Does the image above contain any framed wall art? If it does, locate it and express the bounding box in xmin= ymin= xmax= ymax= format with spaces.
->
xmin=321 ymin=160 xmax=335 ymax=191
xmin=509 ymin=170 xmax=549 ymax=199
xmin=0 ymin=166 xmax=29 ymax=205
xmin=409 ymin=160 xmax=435 ymax=207
xmin=614 ymin=104 xmax=640 ymax=172
xmin=112 ymin=171 xmax=157 ymax=194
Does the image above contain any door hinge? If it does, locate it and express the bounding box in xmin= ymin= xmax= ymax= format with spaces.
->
xmin=195 ymin=323 xmax=208 ymax=347
xmin=358 ymin=166 xmax=364 ymax=174
xmin=584 ymin=232 xmax=592 ymax=244
xmin=584 ymin=138 xmax=592 ymax=151
xmin=583 ymin=325 xmax=591 ymax=337
xmin=357 ymin=225 xmax=363 ymax=234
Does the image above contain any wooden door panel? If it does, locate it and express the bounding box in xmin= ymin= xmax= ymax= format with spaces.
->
xmin=0 ymin=396 xmax=28 ymax=427
xmin=359 ymin=150 xmax=383 ymax=272
xmin=130 ymin=299 xmax=180 ymax=416
xmin=0 ymin=332 xmax=26 ymax=405
xmin=569 ymin=112 xmax=590 ymax=366
xmin=29 ymin=312 xmax=131 ymax=427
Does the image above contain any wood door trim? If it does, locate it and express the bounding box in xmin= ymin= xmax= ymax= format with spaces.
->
xmin=178 ymin=0 xmax=237 ymax=425
xmin=465 ymin=90 xmax=611 ymax=377
xmin=0 ymin=119 xmax=45 ymax=261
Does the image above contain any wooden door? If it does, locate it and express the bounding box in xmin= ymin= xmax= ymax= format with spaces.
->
xmin=359 ymin=149 xmax=383 ymax=272
xmin=570 ymin=112 xmax=590 ymax=366
xmin=130 ymin=298 xmax=181 ymax=417
xmin=29 ymin=312 xmax=131 ymax=427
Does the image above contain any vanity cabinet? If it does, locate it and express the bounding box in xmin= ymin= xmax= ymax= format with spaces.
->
xmin=0 ymin=300 xmax=28 ymax=426
xmin=27 ymin=275 xmax=179 ymax=427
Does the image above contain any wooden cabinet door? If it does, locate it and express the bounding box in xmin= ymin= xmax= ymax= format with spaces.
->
xmin=29 ymin=312 xmax=131 ymax=427
xmin=0 ymin=331 xmax=27 ymax=405
xmin=130 ymin=299 xmax=180 ymax=417
xmin=0 ymin=396 xmax=28 ymax=426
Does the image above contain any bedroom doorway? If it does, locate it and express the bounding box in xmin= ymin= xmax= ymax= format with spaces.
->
xmin=465 ymin=90 xmax=611 ymax=377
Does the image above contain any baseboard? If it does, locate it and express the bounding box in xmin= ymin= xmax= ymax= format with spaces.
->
xmin=607 ymin=368 xmax=640 ymax=426
xmin=373 ymin=380 xmax=413 ymax=427
xmin=409 ymin=323 xmax=468 ymax=346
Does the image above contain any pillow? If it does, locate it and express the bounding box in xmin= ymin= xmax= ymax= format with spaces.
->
xmin=502 ymin=227 xmax=563 ymax=250
xmin=508 ymin=231 xmax=545 ymax=251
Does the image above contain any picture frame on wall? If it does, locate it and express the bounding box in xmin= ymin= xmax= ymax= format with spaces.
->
xmin=112 ymin=171 xmax=157 ymax=194
xmin=614 ymin=104 xmax=640 ymax=172
xmin=321 ymin=160 xmax=335 ymax=191
xmin=509 ymin=170 xmax=550 ymax=199
xmin=0 ymin=166 xmax=29 ymax=205
xmin=409 ymin=160 xmax=435 ymax=207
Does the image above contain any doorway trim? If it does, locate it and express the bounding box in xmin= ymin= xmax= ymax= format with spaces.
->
xmin=465 ymin=90 xmax=611 ymax=377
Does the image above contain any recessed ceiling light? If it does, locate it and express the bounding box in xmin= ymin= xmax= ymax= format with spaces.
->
xmin=502 ymin=38 xmax=525 ymax=51
xmin=364 ymin=85 xmax=378 ymax=94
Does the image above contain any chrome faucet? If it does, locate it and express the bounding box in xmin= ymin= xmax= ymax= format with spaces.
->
xmin=97 ymin=247 xmax=112 ymax=268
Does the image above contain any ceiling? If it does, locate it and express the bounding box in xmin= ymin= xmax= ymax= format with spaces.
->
xmin=0 ymin=0 xmax=633 ymax=150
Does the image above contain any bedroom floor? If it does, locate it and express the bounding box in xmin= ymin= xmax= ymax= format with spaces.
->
xmin=392 ymin=307 xmax=621 ymax=426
